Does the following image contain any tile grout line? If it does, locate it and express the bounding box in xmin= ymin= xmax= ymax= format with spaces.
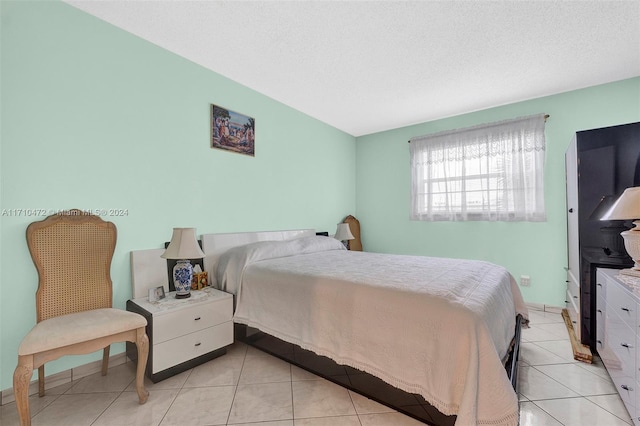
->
xmin=226 ymin=346 xmax=248 ymax=425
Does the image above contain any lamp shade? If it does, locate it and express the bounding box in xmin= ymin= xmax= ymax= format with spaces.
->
xmin=334 ymin=223 xmax=355 ymax=241
xmin=601 ymin=187 xmax=640 ymax=220
xmin=161 ymin=228 xmax=205 ymax=259
xmin=590 ymin=195 xmax=621 ymax=221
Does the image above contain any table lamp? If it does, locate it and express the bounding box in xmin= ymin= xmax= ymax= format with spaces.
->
xmin=589 ymin=195 xmax=628 ymax=257
xmin=334 ymin=223 xmax=355 ymax=248
xmin=601 ymin=187 xmax=640 ymax=276
xmin=161 ymin=228 xmax=205 ymax=298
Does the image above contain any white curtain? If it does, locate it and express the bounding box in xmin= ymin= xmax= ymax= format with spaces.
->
xmin=410 ymin=113 xmax=546 ymax=222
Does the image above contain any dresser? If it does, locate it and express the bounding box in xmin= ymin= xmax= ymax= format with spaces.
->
xmin=597 ymin=268 xmax=640 ymax=424
xmin=126 ymin=287 xmax=233 ymax=382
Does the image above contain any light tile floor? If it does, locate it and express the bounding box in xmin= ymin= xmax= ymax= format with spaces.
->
xmin=519 ymin=310 xmax=632 ymax=426
xmin=0 ymin=309 xmax=633 ymax=425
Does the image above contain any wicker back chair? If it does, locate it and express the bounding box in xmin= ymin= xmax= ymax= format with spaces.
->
xmin=31 ymin=210 xmax=114 ymax=321
xmin=13 ymin=210 xmax=149 ymax=426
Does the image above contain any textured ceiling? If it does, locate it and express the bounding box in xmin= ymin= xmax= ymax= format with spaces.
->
xmin=64 ymin=0 xmax=640 ymax=136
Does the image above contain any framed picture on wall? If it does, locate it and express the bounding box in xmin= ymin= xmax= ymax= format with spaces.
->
xmin=211 ymin=104 xmax=255 ymax=157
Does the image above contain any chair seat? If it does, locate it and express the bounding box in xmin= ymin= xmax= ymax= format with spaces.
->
xmin=19 ymin=308 xmax=147 ymax=356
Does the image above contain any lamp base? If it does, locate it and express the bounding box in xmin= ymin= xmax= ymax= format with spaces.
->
xmin=172 ymin=259 xmax=193 ymax=300
xmin=601 ymin=225 xmax=628 ymax=258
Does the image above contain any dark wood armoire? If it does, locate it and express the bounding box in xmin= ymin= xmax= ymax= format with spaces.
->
xmin=565 ymin=121 xmax=640 ymax=351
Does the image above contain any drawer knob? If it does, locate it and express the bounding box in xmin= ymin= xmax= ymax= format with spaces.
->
xmin=573 ymin=296 xmax=578 ymax=299
xmin=194 ymin=342 xmax=201 ymax=347
xmin=621 ymin=384 xmax=634 ymax=391
xmin=621 ymin=307 xmax=632 ymax=312
xmin=597 ymin=309 xmax=602 ymax=314
xmin=597 ymin=283 xmax=602 ymax=287
xmin=597 ymin=340 xmax=603 ymax=346
xmin=621 ymin=343 xmax=633 ymax=349
xmin=194 ymin=317 xmax=201 ymax=321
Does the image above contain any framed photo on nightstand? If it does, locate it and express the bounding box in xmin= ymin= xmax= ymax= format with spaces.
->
xmin=148 ymin=286 xmax=165 ymax=302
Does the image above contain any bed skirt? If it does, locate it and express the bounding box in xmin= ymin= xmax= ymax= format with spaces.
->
xmin=235 ymin=314 xmax=523 ymax=426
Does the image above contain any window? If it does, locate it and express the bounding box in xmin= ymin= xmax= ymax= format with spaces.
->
xmin=410 ymin=114 xmax=546 ymax=222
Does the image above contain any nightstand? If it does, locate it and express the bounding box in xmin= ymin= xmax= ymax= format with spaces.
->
xmin=126 ymin=286 xmax=233 ymax=382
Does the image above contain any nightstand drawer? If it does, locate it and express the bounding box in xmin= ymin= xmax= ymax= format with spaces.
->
xmin=153 ymin=321 xmax=233 ymax=373
xmin=153 ymin=297 xmax=232 ymax=344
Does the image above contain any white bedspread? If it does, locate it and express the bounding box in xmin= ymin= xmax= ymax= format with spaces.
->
xmin=217 ymin=236 xmax=528 ymax=426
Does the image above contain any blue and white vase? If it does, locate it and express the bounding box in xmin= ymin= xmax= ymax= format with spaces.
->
xmin=173 ymin=260 xmax=193 ymax=299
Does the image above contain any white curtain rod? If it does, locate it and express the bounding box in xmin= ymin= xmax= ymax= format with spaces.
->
xmin=407 ymin=114 xmax=550 ymax=143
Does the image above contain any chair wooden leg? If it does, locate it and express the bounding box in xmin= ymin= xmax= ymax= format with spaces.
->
xmin=134 ymin=328 xmax=149 ymax=404
xmin=14 ymin=356 xmax=34 ymax=426
xmin=37 ymin=365 xmax=44 ymax=397
xmin=101 ymin=346 xmax=110 ymax=376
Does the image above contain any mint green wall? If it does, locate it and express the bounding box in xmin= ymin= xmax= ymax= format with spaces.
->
xmin=0 ymin=1 xmax=355 ymax=391
xmin=355 ymin=77 xmax=640 ymax=307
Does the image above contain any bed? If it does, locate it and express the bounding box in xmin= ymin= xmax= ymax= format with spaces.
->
xmin=201 ymin=230 xmax=528 ymax=426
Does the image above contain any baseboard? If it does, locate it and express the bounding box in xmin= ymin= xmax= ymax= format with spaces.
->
xmin=1 ymin=352 xmax=127 ymax=406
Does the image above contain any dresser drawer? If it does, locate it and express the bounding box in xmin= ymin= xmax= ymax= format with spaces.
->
xmin=607 ymin=317 xmax=637 ymax=380
xmin=595 ymin=271 xmax=607 ymax=302
xmin=566 ymin=289 xmax=579 ymax=330
xmin=635 ymin=387 xmax=640 ymax=426
xmin=153 ymin=321 xmax=233 ymax=373
xmin=154 ymin=297 xmax=232 ymax=344
xmin=596 ymin=293 xmax=606 ymax=351
xmin=607 ymin=276 xmax=637 ymax=330
xmin=567 ymin=274 xmax=580 ymax=305
xmin=602 ymin=301 xmax=628 ymax=376
xmin=611 ymin=374 xmax=636 ymax=420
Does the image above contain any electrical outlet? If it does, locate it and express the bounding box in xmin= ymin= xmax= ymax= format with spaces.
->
xmin=520 ymin=275 xmax=530 ymax=287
